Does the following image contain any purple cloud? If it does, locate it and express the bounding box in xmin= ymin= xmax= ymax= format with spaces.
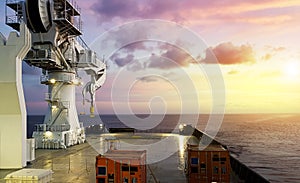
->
xmin=90 ymin=0 xmax=299 ymax=26
xmin=148 ymin=45 xmax=195 ymax=69
xmin=137 ymin=76 xmax=159 ymax=83
xmin=91 ymin=0 xmax=182 ymax=22
xmin=112 ymin=53 xmax=135 ymax=67
xmin=110 ymin=41 xmax=197 ymax=70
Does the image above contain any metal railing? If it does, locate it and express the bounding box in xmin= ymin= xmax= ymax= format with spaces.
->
xmin=44 ymin=93 xmax=61 ymax=101
xmin=53 ymin=0 xmax=83 ymax=33
xmin=35 ymin=124 xmax=71 ymax=132
xmin=6 ymin=0 xmax=19 ymax=4
xmin=5 ymin=15 xmax=19 ymax=24
xmin=5 ymin=0 xmax=23 ymax=30
xmin=76 ymin=36 xmax=89 ymax=50
xmin=66 ymin=0 xmax=81 ymax=14
xmin=40 ymin=74 xmax=74 ymax=83
xmin=44 ymin=93 xmax=51 ymax=100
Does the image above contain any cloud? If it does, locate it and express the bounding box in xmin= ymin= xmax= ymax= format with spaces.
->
xmin=91 ymin=0 xmax=138 ymax=20
xmin=122 ymin=42 xmax=148 ymax=52
xmin=137 ymin=76 xmax=159 ymax=83
xmin=148 ymin=45 xmax=195 ymax=69
xmin=147 ymin=49 xmax=195 ymax=69
xmin=110 ymin=50 xmax=147 ymax=71
xmin=201 ymin=42 xmax=256 ymax=65
xmin=182 ymin=1 xmax=300 ymax=25
xmin=264 ymin=46 xmax=286 ymax=52
xmin=273 ymin=47 xmax=286 ymax=52
xmin=91 ymin=0 xmax=182 ymax=22
xmin=111 ymin=53 xmax=135 ymax=67
xmin=126 ymin=62 xmax=146 ymax=72
xmin=236 ymin=15 xmax=292 ymax=25
xmin=261 ymin=46 xmax=286 ymax=61
xmin=161 ymin=45 xmax=194 ymax=66
xmin=110 ymin=41 xmax=197 ymax=70
xmin=89 ymin=0 xmax=300 ymax=28
xmin=262 ymin=53 xmax=272 ymax=61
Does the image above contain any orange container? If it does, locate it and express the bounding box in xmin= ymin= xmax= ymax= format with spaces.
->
xmin=185 ymin=144 xmax=231 ymax=183
xmin=96 ymin=150 xmax=146 ymax=183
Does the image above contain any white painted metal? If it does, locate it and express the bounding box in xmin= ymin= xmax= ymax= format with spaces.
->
xmin=33 ymin=71 xmax=86 ymax=148
xmin=0 ymin=23 xmax=31 ymax=168
xmin=26 ymin=138 xmax=35 ymax=162
xmin=2 ymin=0 xmax=106 ymax=153
xmin=22 ymin=0 xmax=106 ymax=149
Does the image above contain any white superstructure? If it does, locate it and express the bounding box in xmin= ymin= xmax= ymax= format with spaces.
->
xmin=0 ymin=23 xmax=31 ymax=168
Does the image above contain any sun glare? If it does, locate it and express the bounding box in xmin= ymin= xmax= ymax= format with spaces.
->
xmin=283 ymin=61 xmax=299 ymax=78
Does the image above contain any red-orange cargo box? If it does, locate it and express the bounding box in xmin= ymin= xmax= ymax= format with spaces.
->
xmin=96 ymin=150 xmax=146 ymax=183
xmin=185 ymin=144 xmax=230 ymax=183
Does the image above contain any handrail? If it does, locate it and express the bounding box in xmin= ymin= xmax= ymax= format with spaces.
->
xmin=35 ymin=124 xmax=71 ymax=132
xmin=6 ymin=0 xmax=18 ymax=4
xmin=77 ymin=36 xmax=90 ymax=50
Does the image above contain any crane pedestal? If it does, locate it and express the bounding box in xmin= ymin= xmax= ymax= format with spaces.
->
xmin=33 ymin=71 xmax=85 ymax=149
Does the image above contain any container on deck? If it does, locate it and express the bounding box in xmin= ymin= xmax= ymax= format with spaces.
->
xmin=185 ymin=143 xmax=231 ymax=183
xmin=4 ymin=169 xmax=52 ymax=183
xmin=96 ymin=150 xmax=146 ymax=183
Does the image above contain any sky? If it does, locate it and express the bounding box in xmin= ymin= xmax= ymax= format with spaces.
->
xmin=1 ymin=0 xmax=300 ymax=114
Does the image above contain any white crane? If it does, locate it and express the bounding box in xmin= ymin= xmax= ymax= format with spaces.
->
xmin=4 ymin=0 xmax=106 ymax=149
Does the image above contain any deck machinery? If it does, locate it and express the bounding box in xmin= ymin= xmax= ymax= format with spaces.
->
xmin=5 ymin=0 xmax=106 ymax=149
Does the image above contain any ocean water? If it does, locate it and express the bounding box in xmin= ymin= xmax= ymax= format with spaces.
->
xmin=214 ymin=114 xmax=300 ymax=183
xmin=27 ymin=114 xmax=300 ymax=182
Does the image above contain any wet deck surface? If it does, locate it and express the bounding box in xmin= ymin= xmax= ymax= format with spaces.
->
xmin=1 ymin=142 xmax=97 ymax=183
xmin=0 ymin=133 xmax=187 ymax=183
xmin=0 ymin=133 xmax=242 ymax=182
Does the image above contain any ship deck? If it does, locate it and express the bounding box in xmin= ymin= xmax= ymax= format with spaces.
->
xmin=0 ymin=133 xmax=243 ymax=183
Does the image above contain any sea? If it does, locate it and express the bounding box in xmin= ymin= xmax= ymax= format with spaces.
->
xmin=27 ymin=113 xmax=300 ymax=183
